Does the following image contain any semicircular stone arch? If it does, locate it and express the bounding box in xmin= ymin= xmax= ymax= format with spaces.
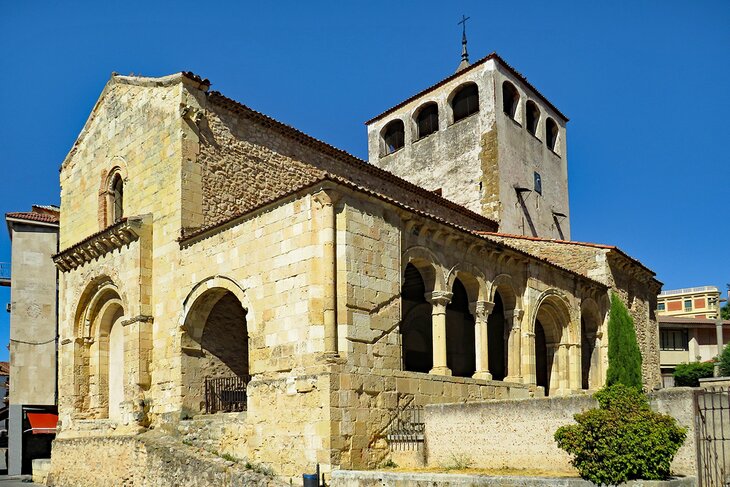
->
xmin=179 ymin=276 xmax=252 ymax=417
xmin=402 ymin=246 xmax=447 ymax=294
xmin=531 ymin=289 xmax=573 ymax=396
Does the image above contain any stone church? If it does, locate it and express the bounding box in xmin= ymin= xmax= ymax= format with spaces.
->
xmin=49 ymin=51 xmax=661 ymax=481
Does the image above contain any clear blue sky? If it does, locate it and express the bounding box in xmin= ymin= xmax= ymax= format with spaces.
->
xmin=0 ymin=1 xmax=728 ymax=361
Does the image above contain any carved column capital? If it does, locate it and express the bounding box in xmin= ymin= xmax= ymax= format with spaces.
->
xmin=425 ymin=291 xmax=453 ymax=308
xmin=504 ymin=308 xmax=524 ymax=322
xmin=312 ymin=188 xmax=342 ymax=209
xmin=469 ymin=300 xmax=495 ymax=320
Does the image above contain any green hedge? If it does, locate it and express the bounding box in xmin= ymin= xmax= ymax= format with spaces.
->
xmin=673 ymin=362 xmax=714 ymax=387
xmin=555 ymin=385 xmax=686 ymax=485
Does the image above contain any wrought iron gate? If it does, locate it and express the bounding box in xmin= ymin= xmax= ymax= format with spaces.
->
xmin=695 ymin=387 xmax=730 ymax=486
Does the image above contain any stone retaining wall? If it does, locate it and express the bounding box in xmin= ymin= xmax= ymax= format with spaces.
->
xmin=423 ymin=388 xmax=697 ymax=477
xmin=48 ymin=434 xmax=287 ymax=487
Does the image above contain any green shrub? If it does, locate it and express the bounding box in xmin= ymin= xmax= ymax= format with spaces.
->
xmin=554 ymin=384 xmax=686 ymax=485
xmin=719 ymin=344 xmax=730 ymax=377
xmin=673 ymin=361 xmax=714 ymax=387
xmin=606 ymin=293 xmax=643 ymax=388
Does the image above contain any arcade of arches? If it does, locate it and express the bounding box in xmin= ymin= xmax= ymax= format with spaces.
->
xmin=400 ymin=262 xmax=606 ymax=395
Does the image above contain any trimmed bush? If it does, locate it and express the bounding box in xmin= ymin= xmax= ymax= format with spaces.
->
xmin=606 ymin=293 xmax=643 ymax=388
xmin=555 ymin=384 xmax=686 ymax=485
xmin=673 ymin=361 xmax=714 ymax=387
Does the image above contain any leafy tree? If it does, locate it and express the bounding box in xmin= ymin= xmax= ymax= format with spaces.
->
xmin=555 ymin=385 xmax=686 ymax=485
xmin=606 ymin=293 xmax=643 ymax=388
xmin=722 ymin=303 xmax=729 ymax=321
xmin=673 ymin=362 xmax=714 ymax=387
xmin=719 ymin=344 xmax=730 ymax=377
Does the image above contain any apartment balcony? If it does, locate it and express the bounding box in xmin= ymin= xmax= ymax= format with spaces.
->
xmin=0 ymin=263 xmax=9 ymax=287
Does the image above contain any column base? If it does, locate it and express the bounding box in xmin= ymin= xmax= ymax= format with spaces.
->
xmin=504 ymin=375 xmax=523 ymax=384
xmin=472 ymin=371 xmax=493 ymax=381
xmin=429 ymin=366 xmax=452 ymax=376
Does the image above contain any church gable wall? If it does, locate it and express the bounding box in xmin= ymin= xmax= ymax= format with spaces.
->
xmin=59 ymin=81 xmax=184 ymax=250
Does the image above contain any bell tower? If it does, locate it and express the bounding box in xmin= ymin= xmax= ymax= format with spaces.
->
xmin=366 ymin=52 xmax=570 ymax=239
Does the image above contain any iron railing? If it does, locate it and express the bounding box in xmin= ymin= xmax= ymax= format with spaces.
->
xmin=204 ymin=375 xmax=251 ymax=414
xmin=386 ymin=405 xmax=424 ymax=451
xmin=661 ymin=286 xmax=719 ymax=296
xmin=695 ymin=386 xmax=730 ymax=487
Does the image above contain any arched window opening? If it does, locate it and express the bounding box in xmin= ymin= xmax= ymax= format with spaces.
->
xmin=451 ymin=83 xmax=479 ymax=122
xmin=416 ymin=103 xmax=439 ymax=139
xmin=382 ymin=119 xmax=405 ymax=155
xmin=581 ymin=303 xmax=602 ymax=390
xmin=112 ymin=174 xmax=124 ymax=223
xmin=445 ymin=278 xmax=476 ymax=378
xmin=487 ymin=293 xmax=508 ymax=381
xmin=502 ymin=81 xmax=519 ymax=120
xmin=401 ymin=263 xmax=432 ymax=373
xmin=181 ymin=289 xmax=249 ymax=416
xmin=526 ymin=100 xmax=540 ymax=136
xmin=546 ymin=118 xmax=559 ymax=152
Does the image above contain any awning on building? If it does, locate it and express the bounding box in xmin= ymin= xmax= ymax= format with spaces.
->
xmin=25 ymin=412 xmax=57 ymax=434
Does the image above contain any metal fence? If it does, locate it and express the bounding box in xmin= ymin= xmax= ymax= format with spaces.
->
xmin=204 ymin=375 xmax=251 ymax=414
xmin=695 ymin=387 xmax=730 ymax=487
xmin=386 ymin=405 xmax=424 ymax=451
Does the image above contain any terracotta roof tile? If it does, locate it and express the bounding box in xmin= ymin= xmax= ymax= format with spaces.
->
xmin=478 ymin=231 xmax=656 ymax=278
xmin=365 ymin=52 xmax=569 ymax=125
xmin=6 ymin=211 xmax=59 ymax=224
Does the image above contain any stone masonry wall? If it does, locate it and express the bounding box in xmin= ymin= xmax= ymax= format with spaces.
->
xmin=187 ymin=89 xmax=495 ymax=233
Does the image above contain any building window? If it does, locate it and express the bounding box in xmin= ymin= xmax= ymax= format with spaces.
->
xmin=534 ymin=171 xmax=542 ymax=195
xmin=684 ymin=299 xmax=692 ymax=311
xmin=660 ymin=329 xmax=688 ymax=351
xmin=111 ymin=173 xmax=124 ymax=223
xmin=657 ymin=303 xmax=666 ymax=311
xmin=546 ymin=118 xmax=559 ymax=152
xmin=451 ymin=83 xmax=479 ymax=122
xmin=526 ymin=100 xmax=540 ymax=136
xmin=382 ymin=119 xmax=405 ymax=155
xmin=502 ymin=81 xmax=519 ymax=120
xmin=415 ymin=103 xmax=439 ymax=139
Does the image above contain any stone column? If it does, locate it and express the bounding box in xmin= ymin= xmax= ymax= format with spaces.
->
xmin=522 ymin=329 xmax=536 ymax=385
xmin=569 ymin=342 xmax=582 ymax=391
xmin=471 ymin=300 xmax=494 ymax=380
xmin=313 ymin=188 xmax=341 ymax=356
xmin=505 ymin=308 xmax=524 ymax=383
xmin=556 ymin=343 xmax=571 ymax=396
xmin=426 ymin=291 xmax=453 ymax=376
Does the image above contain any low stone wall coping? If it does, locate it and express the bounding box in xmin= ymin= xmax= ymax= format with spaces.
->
xmin=330 ymin=470 xmax=696 ymax=487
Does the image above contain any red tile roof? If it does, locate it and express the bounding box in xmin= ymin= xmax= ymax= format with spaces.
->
xmin=6 ymin=209 xmax=59 ymax=225
xmin=0 ymin=362 xmax=8 ymax=375
xmin=365 ymin=52 xmax=569 ymax=125
xmin=659 ymin=316 xmax=730 ymax=327
xmin=478 ymin=231 xmax=656 ymax=278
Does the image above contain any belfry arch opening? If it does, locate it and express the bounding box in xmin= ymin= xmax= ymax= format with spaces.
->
xmin=415 ymin=102 xmax=439 ymax=139
xmin=546 ymin=118 xmax=559 ymax=151
xmin=451 ymin=83 xmax=479 ymax=122
xmin=111 ymin=173 xmax=124 ymax=223
xmin=401 ymin=263 xmax=433 ymax=373
xmin=381 ymin=119 xmax=405 ymax=155
xmin=502 ymin=81 xmax=520 ymax=120
xmin=181 ymin=288 xmax=249 ymax=417
xmin=526 ymin=100 xmax=540 ymax=136
xmin=445 ymin=278 xmax=476 ymax=377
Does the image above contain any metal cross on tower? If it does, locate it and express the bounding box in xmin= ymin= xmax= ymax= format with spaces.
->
xmin=457 ymin=15 xmax=471 ymax=71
